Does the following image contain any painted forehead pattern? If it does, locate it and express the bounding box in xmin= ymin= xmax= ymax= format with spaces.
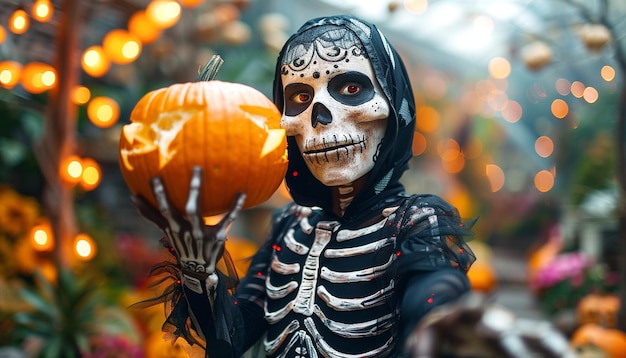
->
xmin=280 ymin=25 xmax=368 ymax=74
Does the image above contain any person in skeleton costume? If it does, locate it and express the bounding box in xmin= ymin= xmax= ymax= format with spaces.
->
xmin=132 ymin=15 xmax=477 ymax=357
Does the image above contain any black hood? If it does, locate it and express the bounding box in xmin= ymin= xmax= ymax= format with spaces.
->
xmin=273 ymin=15 xmax=416 ymax=219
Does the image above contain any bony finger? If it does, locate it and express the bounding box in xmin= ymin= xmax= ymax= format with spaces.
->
xmin=186 ymin=167 xmax=204 ymax=238
xmin=220 ymin=192 xmax=246 ymax=227
xmin=151 ymin=177 xmax=180 ymax=231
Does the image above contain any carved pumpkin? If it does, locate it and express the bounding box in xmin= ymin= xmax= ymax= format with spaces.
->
xmin=570 ymin=323 xmax=626 ymax=358
xmin=467 ymin=259 xmax=497 ymax=293
xmin=119 ymin=57 xmax=288 ymax=216
xmin=576 ymin=293 xmax=620 ymax=328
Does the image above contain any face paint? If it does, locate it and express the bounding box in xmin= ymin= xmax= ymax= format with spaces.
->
xmin=280 ymin=32 xmax=390 ymax=186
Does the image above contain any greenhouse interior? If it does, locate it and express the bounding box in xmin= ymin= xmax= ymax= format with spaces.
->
xmin=0 ymin=0 xmax=624 ymax=356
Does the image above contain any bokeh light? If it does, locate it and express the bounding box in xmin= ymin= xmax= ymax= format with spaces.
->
xmin=21 ymin=62 xmax=56 ymax=94
xmin=128 ymin=10 xmax=161 ymax=44
xmin=103 ymin=29 xmax=142 ymax=65
xmin=72 ymin=86 xmax=91 ymax=105
xmin=535 ymin=136 xmax=554 ymax=158
xmin=74 ymin=233 xmax=97 ymax=260
xmin=601 ymin=65 xmax=615 ymax=82
xmin=551 ymin=99 xmax=568 ymax=119
xmin=146 ymin=0 xmax=182 ymax=29
xmin=31 ymin=0 xmax=54 ymax=22
xmin=501 ymin=100 xmax=523 ymax=123
xmin=9 ymin=9 xmax=29 ymax=34
xmin=0 ymin=61 xmax=22 ymax=89
xmin=416 ymin=105 xmax=440 ymax=133
xmin=82 ymin=46 xmax=110 ymax=78
xmin=555 ymin=78 xmax=571 ymax=96
xmin=583 ymin=86 xmax=599 ymax=103
xmin=412 ymin=131 xmax=427 ymax=156
xmin=60 ymin=155 xmax=83 ymax=185
xmin=486 ymin=164 xmax=505 ymax=192
xmin=488 ymin=57 xmax=511 ymax=79
xmin=80 ymin=158 xmax=102 ymax=191
xmin=87 ymin=96 xmax=120 ymax=128
xmin=534 ymin=170 xmax=554 ymax=192
xmin=571 ymin=81 xmax=585 ymax=98
xmin=30 ymin=219 xmax=54 ymax=252
xmin=404 ymin=0 xmax=428 ymax=14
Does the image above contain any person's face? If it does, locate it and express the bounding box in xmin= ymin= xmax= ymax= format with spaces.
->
xmin=280 ymin=44 xmax=389 ymax=187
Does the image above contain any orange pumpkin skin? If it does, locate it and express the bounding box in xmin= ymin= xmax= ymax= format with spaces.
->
xmin=467 ymin=259 xmax=497 ymax=293
xmin=119 ymin=81 xmax=288 ymax=216
xmin=570 ymin=324 xmax=626 ymax=358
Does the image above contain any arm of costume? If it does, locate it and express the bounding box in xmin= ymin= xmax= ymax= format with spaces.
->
xmin=393 ymin=194 xmax=476 ymax=343
xmin=158 ymin=206 xmax=293 ymax=357
xmin=154 ymin=234 xmax=274 ymax=358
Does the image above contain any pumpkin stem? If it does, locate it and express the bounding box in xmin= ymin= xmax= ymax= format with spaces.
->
xmin=197 ymin=55 xmax=224 ymax=82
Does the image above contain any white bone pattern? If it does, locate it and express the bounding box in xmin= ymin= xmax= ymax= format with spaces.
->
xmin=263 ymin=207 xmax=402 ymax=358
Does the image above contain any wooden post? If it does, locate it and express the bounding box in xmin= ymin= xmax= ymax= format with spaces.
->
xmin=34 ymin=0 xmax=82 ymax=269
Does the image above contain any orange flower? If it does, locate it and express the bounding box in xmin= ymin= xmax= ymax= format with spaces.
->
xmin=0 ymin=186 xmax=40 ymax=238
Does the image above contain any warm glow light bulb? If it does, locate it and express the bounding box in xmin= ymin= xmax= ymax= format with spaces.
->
xmin=32 ymin=0 xmax=54 ymax=22
xmin=30 ymin=220 xmax=54 ymax=252
xmin=60 ymin=155 xmax=83 ymax=185
xmin=21 ymin=62 xmax=56 ymax=94
xmin=80 ymin=158 xmax=101 ymax=191
xmin=87 ymin=96 xmax=120 ymax=128
xmin=9 ymin=9 xmax=29 ymax=34
xmin=128 ymin=11 xmax=162 ymax=44
xmin=72 ymin=86 xmax=91 ymax=105
xmin=103 ymin=29 xmax=142 ymax=65
xmin=146 ymin=0 xmax=181 ymax=29
xmin=82 ymin=46 xmax=110 ymax=78
xmin=74 ymin=233 xmax=96 ymax=260
xmin=0 ymin=61 xmax=22 ymax=89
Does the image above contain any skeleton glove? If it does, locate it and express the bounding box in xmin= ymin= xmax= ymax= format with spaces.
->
xmin=131 ymin=166 xmax=246 ymax=300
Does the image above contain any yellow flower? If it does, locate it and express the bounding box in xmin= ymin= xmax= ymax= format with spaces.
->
xmin=0 ymin=186 xmax=40 ymax=238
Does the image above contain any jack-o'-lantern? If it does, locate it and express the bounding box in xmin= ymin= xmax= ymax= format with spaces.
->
xmin=119 ymin=56 xmax=288 ymax=216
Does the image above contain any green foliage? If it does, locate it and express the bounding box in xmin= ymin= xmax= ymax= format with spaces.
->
xmin=9 ymin=268 xmax=140 ymax=357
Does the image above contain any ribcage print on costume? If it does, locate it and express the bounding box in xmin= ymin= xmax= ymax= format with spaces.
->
xmin=263 ymin=208 xmax=401 ymax=358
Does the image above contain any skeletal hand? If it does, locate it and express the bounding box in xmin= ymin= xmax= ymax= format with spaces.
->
xmin=404 ymin=292 xmax=577 ymax=358
xmin=131 ymin=166 xmax=246 ymax=293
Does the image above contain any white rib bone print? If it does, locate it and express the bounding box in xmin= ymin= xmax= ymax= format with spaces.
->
xmin=264 ymin=214 xmax=399 ymax=357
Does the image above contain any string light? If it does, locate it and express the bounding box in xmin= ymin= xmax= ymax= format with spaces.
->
xmin=82 ymin=46 xmax=110 ymax=78
xmin=30 ymin=219 xmax=54 ymax=252
xmin=128 ymin=10 xmax=161 ymax=44
xmin=87 ymin=96 xmax=120 ymax=128
xmin=102 ymin=29 xmax=142 ymax=65
xmin=21 ymin=62 xmax=56 ymax=94
xmin=0 ymin=61 xmax=22 ymax=89
xmin=146 ymin=0 xmax=181 ymax=29
xmin=31 ymin=0 xmax=54 ymax=22
xmin=80 ymin=158 xmax=101 ymax=191
xmin=9 ymin=8 xmax=30 ymax=34
xmin=74 ymin=233 xmax=97 ymax=261
xmin=60 ymin=155 xmax=83 ymax=185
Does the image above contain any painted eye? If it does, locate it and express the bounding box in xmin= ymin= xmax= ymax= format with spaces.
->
xmin=292 ymin=92 xmax=311 ymax=104
xmin=340 ymin=83 xmax=361 ymax=95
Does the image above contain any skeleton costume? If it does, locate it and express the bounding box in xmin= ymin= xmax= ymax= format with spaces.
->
xmin=142 ymin=15 xmax=475 ymax=358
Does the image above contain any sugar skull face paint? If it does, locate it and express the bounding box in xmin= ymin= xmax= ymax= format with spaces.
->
xmin=280 ymin=26 xmax=390 ymax=186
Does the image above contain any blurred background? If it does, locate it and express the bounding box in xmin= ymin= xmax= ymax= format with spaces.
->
xmin=0 ymin=0 xmax=624 ymax=356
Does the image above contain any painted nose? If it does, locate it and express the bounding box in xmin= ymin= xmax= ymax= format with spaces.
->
xmin=311 ymin=102 xmax=332 ymax=128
